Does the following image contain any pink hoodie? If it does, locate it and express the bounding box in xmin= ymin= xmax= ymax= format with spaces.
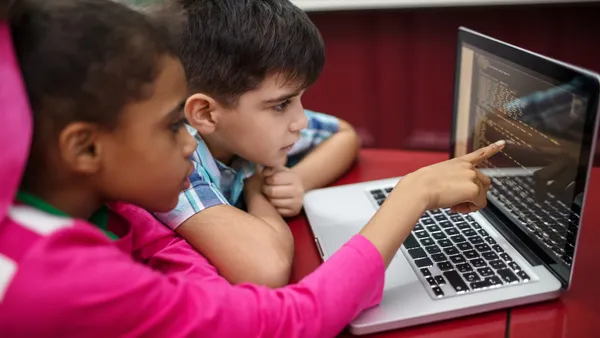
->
xmin=0 ymin=21 xmax=385 ymax=337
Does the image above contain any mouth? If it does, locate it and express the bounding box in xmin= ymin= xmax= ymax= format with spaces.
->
xmin=281 ymin=140 xmax=298 ymax=152
xmin=182 ymin=165 xmax=194 ymax=189
xmin=281 ymin=145 xmax=294 ymax=153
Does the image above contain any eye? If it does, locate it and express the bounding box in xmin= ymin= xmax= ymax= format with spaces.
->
xmin=170 ymin=118 xmax=187 ymax=132
xmin=273 ymin=99 xmax=292 ymax=113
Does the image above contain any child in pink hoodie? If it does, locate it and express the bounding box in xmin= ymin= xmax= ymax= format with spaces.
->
xmin=0 ymin=0 xmax=503 ymax=337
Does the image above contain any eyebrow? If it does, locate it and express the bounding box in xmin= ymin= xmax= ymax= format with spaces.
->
xmin=165 ymin=99 xmax=186 ymax=120
xmin=263 ymin=91 xmax=301 ymax=104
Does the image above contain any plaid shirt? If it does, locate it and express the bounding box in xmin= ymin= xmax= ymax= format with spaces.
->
xmin=155 ymin=109 xmax=340 ymax=230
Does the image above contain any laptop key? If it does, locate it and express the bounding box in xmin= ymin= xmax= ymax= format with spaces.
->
xmin=431 ymin=253 xmax=447 ymax=262
xmin=370 ymin=189 xmax=385 ymax=199
xmin=482 ymin=252 xmax=499 ymax=261
xmin=426 ymin=225 xmax=441 ymax=232
xmin=463 ymin=250 xmax=479 ymax=259
xmin=414 ymin=224 xmax=424 ymax=231
xmin=508 ymin=262 xmax=521 ymax=271
xmin=485 ymin=237 xmax=497 ymax=245
xmin=426 ymin=276 xmax=437 ymax=286
xmin=462 ymin=229 xmax=477 ymax=237
xmin=470 ymin=258 xmax=487 ymax=268
xmin=415 ymin=258 xmax=434 ymax=268
xmin=449 ymin=254 xmax=466 ymax=264
xmin=517 ymin=270 xmax=530 ymax=282
xmin=377 ymin=199 xmax=385 ymax=206
xmin=456 ymin=263 xmax=473 ymax=273
xmin=438 ymin=262 xmax=454 ymax=271
xmin=450 ymin=215 xmax=464 ymax=222
xmin=478 ymin=229 xmax=489 ymax=237
xmin=434 ymin=214 xmax=447 ymax=221
xmin=485 ymin=276 xmax=503 ymax=286
xmin=384 ymin=187 xmax=393 ymax=193
xmin=477 ymin=267 xmax=495 ymax=277
xmin=403 ymin=233 xmax=420 ymax=249
xmin=435 ymin=275 xmax=446 ymax=284
xmin=489 ymin=260 xmax=507 ymax=270
xmin=475 ymin=244 xmax=492 ymax=252
xmin=443 ymin=246 xmax=459 ymax=255
xmin=463 ymin=272 xmax=480 ymax=282
xmin=443 ymin=271 xmax=469 ymax=293
xmin=497 ymin=268 xmax=519 ymax=284
xmin=438 ymin=239 xmax=453 ymax=247
xmin=456 ymin=222 xmax=471 ymax=230
xmin=450 ymin=235 xmax=467 ymax=243
xmin=420 ymin=268 xmax=432 ymax=277
xmin=469 ymin=237 xmax=484 ymax=244
xmin=408 ymin=248 xmax=427 ymax=259
xmin=421 ymin=218 xmax=435 ymax=225
xmin=500 ymin=253 xmax=513 ymax=262
xmin=439 ymin=220 xmax=453 ymax=228
xmin=432 ymin=286 xmax=444 ymax=298
xmin=457 ymin=242 xmax=472 ymax=251
xmin=470 ymin=281 xmax=489 ymax=290
xmin=445 ymin=228 xmax=459 ymax=236
xmin=425 ymin=245 xmax=441 ymax=254
xmin=420 ymin=238 xmax=435 ymax=246
xmin=470 ymin=221 xmax=482 ymax=229
xmin=415 ymin=231 xmax=429 ymax=239
xmin=432 ymin=232 xmax=447 ymax=240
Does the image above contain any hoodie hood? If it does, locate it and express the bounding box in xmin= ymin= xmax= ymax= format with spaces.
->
xmin=0 ymin=20 xmax=33 ymax=221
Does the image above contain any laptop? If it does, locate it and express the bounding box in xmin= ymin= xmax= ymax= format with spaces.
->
xmin=303 ymin=27 xmax=600 ymax=335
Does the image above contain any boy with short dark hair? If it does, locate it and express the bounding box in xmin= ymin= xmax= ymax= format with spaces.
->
xmin=154 ymin=0 xmax=360 ymax=287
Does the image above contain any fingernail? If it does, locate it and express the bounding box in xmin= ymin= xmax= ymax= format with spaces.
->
xmin=494 ymin=140 xmax=506 ymax=147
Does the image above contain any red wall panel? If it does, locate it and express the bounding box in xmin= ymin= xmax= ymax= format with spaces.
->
xmin=304 ymin=4 xmax=600 ymax=156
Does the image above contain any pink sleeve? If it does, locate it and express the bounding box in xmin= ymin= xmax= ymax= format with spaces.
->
xmin=4 ymin=226 xmax=384 ymax=338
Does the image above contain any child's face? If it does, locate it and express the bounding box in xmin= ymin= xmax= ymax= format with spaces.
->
xmin=209 ymin=74 xmax=309 ymax=167
xmin=97 ymin=57 xmax=196 ymax=212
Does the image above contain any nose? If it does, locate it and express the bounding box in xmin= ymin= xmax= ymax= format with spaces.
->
xmin=289 ymin=107 xmax=308 ymax=133
xmin=182 ymin=128 xmax=197 ymax=158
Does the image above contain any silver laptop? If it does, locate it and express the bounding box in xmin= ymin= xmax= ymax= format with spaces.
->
xmin=303 ymin=27 xmax=600 ymax=335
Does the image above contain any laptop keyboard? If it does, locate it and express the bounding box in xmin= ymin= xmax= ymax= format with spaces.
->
xmin=488 ymin=175 xmax=577 ymax=266
xmin=369 ymin=187 xmax=533 ymax=299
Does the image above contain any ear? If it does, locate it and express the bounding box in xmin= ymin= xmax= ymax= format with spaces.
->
xmin=57 ymin=122 xmax=102 ymax=175
xmin=185 ymin=93 xmax=221 ymax=135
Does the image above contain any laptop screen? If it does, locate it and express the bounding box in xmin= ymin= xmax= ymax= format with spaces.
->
xmin=451 ymin=28 xmax=600 ymax=285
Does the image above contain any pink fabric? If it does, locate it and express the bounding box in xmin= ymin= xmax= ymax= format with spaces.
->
xmin=0 ymin=21 xmax=32 ymax=222
xmin=0 ymin=203 xmax=385 ymax=337
xmin=0 ymin=18 xmax=385 ymax=338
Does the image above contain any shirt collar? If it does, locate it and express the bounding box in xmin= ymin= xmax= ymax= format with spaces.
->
xmin=15 ymin=191 xmax=117 ymax=240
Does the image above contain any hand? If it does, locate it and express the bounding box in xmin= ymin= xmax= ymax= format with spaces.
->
xmin=403 ymin=140 xmax=505 ymax=213
xmin=262 ymin=166 xmax=305 ymax=217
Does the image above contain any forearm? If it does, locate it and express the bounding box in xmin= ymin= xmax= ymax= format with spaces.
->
xmin=292 ymin=120 xmax=359 ymax=191
xmin=176 ymin=203 xmax=293 ymax=287
xmin=360 ymin=174 xmax=428 ymax=266
xmin=244 ymin=185 xmax=295 ymax=253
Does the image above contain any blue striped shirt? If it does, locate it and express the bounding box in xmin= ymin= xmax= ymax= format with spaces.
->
xmin=155 ymin=110 xmax=340 ymax=229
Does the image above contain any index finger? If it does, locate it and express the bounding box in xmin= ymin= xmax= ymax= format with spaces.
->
xmin=459 ymin=140 xmax=506 ymax=165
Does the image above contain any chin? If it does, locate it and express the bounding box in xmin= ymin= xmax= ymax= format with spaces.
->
xmin=147 ymin=197 xmax=179 ymax=213
xmin=263 ymin=160 xmax=286 ymax=168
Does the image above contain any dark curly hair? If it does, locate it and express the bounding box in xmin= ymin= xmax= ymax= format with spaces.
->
xmin=2 ymin=0 xmax=184 ymax=177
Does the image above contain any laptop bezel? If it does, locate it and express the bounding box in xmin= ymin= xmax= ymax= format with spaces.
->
xmin=449 ymin=27 xmax=600 ymax=288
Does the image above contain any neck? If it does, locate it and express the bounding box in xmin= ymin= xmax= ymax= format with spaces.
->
xmin=202 ymin=134 xmax=235 ymax=165
xmin=21 ymin=178 xmax=102 ymax=220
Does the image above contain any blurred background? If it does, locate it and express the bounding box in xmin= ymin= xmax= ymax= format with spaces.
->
xmin=131 ymin=0 xmax=600 ymax=161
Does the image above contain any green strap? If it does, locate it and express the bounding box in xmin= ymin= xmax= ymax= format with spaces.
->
xmin=16 ymin=191 xmax=118 ymax=240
